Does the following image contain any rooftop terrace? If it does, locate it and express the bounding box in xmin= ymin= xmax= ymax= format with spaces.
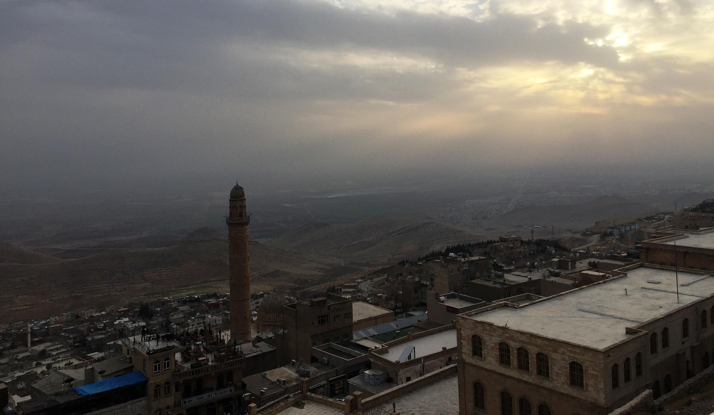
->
xmin=468 ymin=266 xmax=714 ymax=350
xmin=380 ymin=329 xmax=456 ymax=363
xmin=663 ymin=231 xmax=714 ymax=250
xmin=352 ymin=301 xmax=392 ymax=322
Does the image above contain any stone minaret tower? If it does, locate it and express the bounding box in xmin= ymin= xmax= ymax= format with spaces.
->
xmin=227 ymin=183 xmax=251 ymax=343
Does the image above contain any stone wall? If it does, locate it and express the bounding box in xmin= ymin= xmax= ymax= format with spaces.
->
xmin=86 ymin=398 xmax=147 ymax=415
xmin=654 ymin=363 xmax=714 ymax=408
xmin=608 ymin=390 xmax=653 ymax=415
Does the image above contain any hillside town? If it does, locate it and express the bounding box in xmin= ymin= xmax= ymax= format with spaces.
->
xmin=3 ymin=190 xmax=714 ymax=415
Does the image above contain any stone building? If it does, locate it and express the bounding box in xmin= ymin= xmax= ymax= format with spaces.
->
xmin=352 ymin=301 xmax=394 ymax=331
xmin=370 ymin=325 xmax=457 ymax=386
xmin=457 ymin=263 xmax=714 ymax=415
xmin=426 ymin=292 xmax=487 ymax=326
xmin=638 ymin=230 xmax=714 ymax=271
xmin=121 ymin=331 xmax=275 ymax=415
xmin=283 ymin=294 xmax=353 ymax=364
xmin=433 ymin=257 xmax=491 ymax=294
xmin=467 ymin=272 xmax=573 ymax=303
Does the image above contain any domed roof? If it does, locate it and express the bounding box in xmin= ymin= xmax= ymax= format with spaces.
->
xmin=230 ymin=183 xmax=245 ymax=199
xmin=258 ymin=294 xmax=284 ymax=316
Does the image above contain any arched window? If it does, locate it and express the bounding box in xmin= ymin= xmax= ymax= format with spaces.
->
xmin=683 ymin=318 xmax=690 ymax=338
xmin=537 ymin=404 xmax=552 ymax=415
xmin=519 ymin=398 xmax=531 ymax=415
xmin=635 ymin=352 xmax=643 ymax=377
xmin=517 ymin=348 xmax=530 ymax=372
xmin=536 ymin=353 xmax=549 ymax=378
xmin=703 ymin=310 xmax=708 ymax=329
xmin=652 ymin=381 xmax=661 ymax=399
xmin=664 ymin=374 xmax=672 ymax=393
xmin=153 ymin=384 xmax=161 ymax=399
xmin=611 ymin=364 xmax=619 ymax=389
xmin=163 ymin=382 xmax=171 ymax=395
xmin=624 ymin=358 xmax=631 ymax=383
xmin=499 ymin=343 xmax=511 ymax=366
xmin=153 ymin=360 xmax=161 ymax=374
xmin=569 ymin=361 xmax=584 ymax=388
xmin=472 ymin=335 xmax=483 ymax=358
xmin=474 ymin=382 xmax=485 ymax=409
xmin=704 ymin=352 xmax=710 ymax=369
xmin=501 ymin=391 xmax=513 ymax=415
xmin=163 ymin=358 xmax=170 ymax=371
xmin=650 ymin=333 xmax=658 ymax=354
xmin=661 ymin=327 xmax=669 ymax=349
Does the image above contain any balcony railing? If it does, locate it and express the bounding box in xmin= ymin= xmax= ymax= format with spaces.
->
xmin=180 ymin=386 xmax=237 ymax=408
xmin=173 ymin=357 xmax=244 ymax=381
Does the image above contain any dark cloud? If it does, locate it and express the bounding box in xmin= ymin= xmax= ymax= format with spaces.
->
xmin=0 ymin=0 xmax=710 ymax=193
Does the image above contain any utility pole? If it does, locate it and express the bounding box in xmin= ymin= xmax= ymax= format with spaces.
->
xmin=674 ymin=241 xmax=680 ymax=303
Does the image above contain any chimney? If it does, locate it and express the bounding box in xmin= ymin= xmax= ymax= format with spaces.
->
xmin=84 ymin=366 xmax=95 ymax=384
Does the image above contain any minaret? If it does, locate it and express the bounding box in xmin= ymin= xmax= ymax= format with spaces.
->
xmin=227 ymin=183 xmax=251 ymax=343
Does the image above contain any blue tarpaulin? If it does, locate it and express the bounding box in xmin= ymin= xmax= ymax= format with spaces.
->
xmin=74 ymin=371 xmax=147 ymax=396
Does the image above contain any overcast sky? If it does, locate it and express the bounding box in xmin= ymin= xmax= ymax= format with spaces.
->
xmin=1 ymin=0 xmax=713 ymax=192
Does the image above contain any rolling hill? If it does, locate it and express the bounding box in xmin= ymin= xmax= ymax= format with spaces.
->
xmin=266 ymin=215 xmax=483 ymax=264
xmin=0 ymin=234 xmax=341 ymax=324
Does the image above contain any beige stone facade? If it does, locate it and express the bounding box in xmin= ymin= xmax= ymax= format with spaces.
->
xmin=457 ymin=264 xmax=714 ymax=415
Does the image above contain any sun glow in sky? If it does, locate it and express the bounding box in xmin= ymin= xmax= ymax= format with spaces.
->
xmin=1 ymin=0 xmax=713 ymax=186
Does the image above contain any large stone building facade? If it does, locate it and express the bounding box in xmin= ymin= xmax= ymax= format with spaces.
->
xmin=283 ymin=294 xmax=353 ymax=364
xmin=457 ymin=264 xmax=714 ymax=415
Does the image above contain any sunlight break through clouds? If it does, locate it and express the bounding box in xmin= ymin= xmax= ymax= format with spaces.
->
xmin=0 ymin=0 xmax=713 ymax=187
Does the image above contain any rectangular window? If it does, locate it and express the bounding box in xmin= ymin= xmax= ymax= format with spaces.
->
xmin=334 ymin=315 xmax=340 ymax=321
xmin=153 ymin=361 xmax=161 ymax=374
xmin=164 ymin=359 xmax=170 ymax=371
xmin=318 ymin=315 xmax=328 ymax=325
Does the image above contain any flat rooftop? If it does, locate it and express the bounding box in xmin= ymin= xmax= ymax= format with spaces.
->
xmin=353 ymin=301 xmax=393 ymax=322
xmin=381 ymin=329 xmax=456 ymax=362
xmin=663 ymin=232 xmax=714 ymax=250
xmin=371 ymin=373 xmax=458 ymax=415
xmin=277 ymin=400 xmax=342 ymax=415
xmin=443 ymin=297 xmax=479 ymax=308
xmin=468 ymin=266 xmax=714 ymax=350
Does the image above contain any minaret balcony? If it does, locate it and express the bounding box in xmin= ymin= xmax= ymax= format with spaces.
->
xmin=226 ymin=215 xmax=251 ymax=225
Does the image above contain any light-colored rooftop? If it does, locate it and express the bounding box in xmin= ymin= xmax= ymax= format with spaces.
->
xmin=663 ymin=232 xmax=714 ymax=250
xmin=277 ymin=400 xmax=342 ymax=415
xmin=372 ymin=374 xmax=458 ymax=415
xmin=352 ymin=301 xmax=393 ymax=322
xmin=381 ymin=329 xmax=456 ymax=362
xmin=469 ymin=267 xmax=714 ymax=350
xmin=443 ymin=297 xmax=479 ymax=308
